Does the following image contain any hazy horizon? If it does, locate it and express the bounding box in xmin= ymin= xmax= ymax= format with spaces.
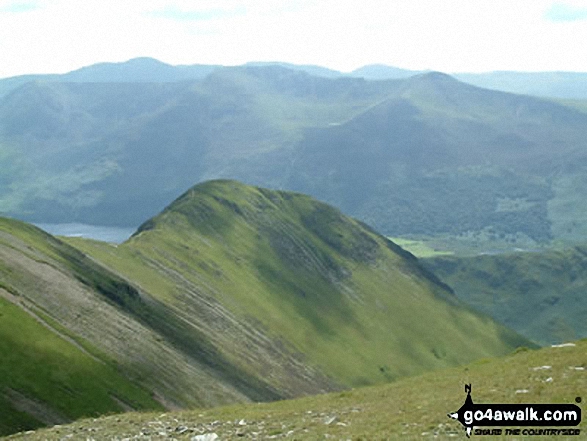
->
xmin=6 ymin=55 xmax=587 ymax=82
xmin=2 ymin=0 xmax=587 ymax=79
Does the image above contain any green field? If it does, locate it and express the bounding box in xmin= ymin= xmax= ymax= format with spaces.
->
xmin=388 ymin=237 xmax=454 ymax=258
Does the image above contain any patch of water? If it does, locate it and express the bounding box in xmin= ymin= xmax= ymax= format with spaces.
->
xmin=34 ymin=223 xmax=135 ymax=244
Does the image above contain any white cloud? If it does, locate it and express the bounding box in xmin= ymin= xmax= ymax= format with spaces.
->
xmin=1 ymin=0 xmax=587 ymax=78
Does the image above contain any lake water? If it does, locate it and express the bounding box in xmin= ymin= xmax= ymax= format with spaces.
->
xmin=34 ymin=223 xmax=136 ymax=244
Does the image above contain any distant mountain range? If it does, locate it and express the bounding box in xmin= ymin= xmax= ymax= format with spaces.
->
xmin=2 ymin=59 xmax=587 ymax=248
xmin=0 ymin=58 xmax=219 ymax=98
xmin=0 ymin=181 xmax=530 ymax=436
xmin=3 ymin=57 xmax=587 ymax=98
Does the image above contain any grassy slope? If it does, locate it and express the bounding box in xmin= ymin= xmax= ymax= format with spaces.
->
xmin=0 ymin=181 xmax=535 ymax=437
xmin=0 ymin=218 xmax=163 ymax=436
xmin=424 ymin=246 xmax=587 ymax=346
xmin=0 ymin=297 xmax=160 ymax=436
xmin=0 ymin=216 xmax=274 ymax=436
xmin=67 ymin=180 xmax=531 ymax=392
xmin=7 ymin=339 xmax=585 ymax=440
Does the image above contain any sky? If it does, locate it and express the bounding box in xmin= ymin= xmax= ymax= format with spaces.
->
xmin=1 ymin=0 xmax=587 ymax=79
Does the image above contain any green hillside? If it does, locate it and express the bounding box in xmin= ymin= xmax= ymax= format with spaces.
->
xmin=0 ymin=297 xmax=161 ymax=436
xmin=7 ymin=338 xmax=585 ymax=440
xmin=0 ymin=217 xmax=164 ymax=436
xmin=0 ymin=181 xmax=532 ymax=436
xmin=424 ymin=246 xmax=587 ymax=346
xmin=0 ymin=216 xmax=272 ymax=436
xmin=67 ymin=180 xmax=530 ymax=388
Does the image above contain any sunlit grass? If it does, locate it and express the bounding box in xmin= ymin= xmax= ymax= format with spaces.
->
xmin=388 ymin=237 xmax=454 ymax=258
xmin=8 ymin=339 xmax=585 ymax=440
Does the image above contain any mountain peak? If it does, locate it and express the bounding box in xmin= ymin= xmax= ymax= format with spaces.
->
xmin=411 ymin=71 xmax=459 ymax=83
xmin=65 ymin=57 xmax=217 ymax=83
xmin=350 ymin=64 xmax=421 ymax=80
xmin=68 ymin=57 xmax=172 ymax=76
xmin=124 ymin=179 xmax=530 ymax=388
xmin=396 ymin=70 xmax=471 ymax=99
xmin=133 ymin=180 xmax=385 ymax=266
xmin=0 ymin=181 xmax=532 ymax=435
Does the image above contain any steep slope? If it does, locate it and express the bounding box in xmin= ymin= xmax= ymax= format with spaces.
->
xmin=0 ymin=294 xmax=161 ymax=436
xmin=10 ymin=338 xmax=586 ymax=440
xmin=69 ymin=180 xmax=531 ymax=390
xmin=0 ymin=218 xmax=165 ymax=435
xmin=0 ymin=181 xmax=534 ymax=437
xmin=424 ymin=246 xmax=587 ymax=346
xmin=0 ymin=216 xmax=278 ymax=435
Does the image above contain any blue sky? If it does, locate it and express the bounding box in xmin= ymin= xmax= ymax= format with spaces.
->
xmin=1 ymin=0 xmax=587 ymax=78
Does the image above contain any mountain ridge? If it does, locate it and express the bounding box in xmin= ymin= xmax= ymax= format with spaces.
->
xmin=0 ymin=179 xmax=537 ymax=436
xmin=74 ymin=179 xmax=533 ymax=382
xmin=3 ymin=63 xmax=587 ymax=248
xmin=3 ymin=57 xmax=587 ymax=98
